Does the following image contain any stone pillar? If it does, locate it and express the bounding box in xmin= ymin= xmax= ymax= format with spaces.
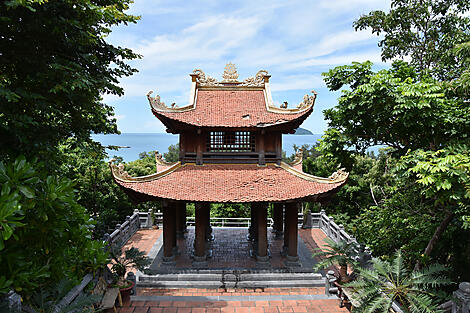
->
xmin=193 ymin=202 xmax=207 ymax=264
xmin=175 ymin=201 xmax=185 ymax=239
xmin=282 ymin=207 xmax=289 ymax=255
xmin=256 ymin=202 xmax=269 ymax=265
xmin=272 ymin=203 xmax=284 ymax=239
xmin=453 ymin=282 xmax=470 ymax=313
xmin=285 ymin=202 xmax=300 ymax=267
xmin=162 ymin=201 xmax=176 ymax=264
xmin=183 ymin=202 xmax=188 ymax=233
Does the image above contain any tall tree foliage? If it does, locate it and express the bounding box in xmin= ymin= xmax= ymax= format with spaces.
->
xmin=317 ymin=0 xmax=470 ymax=279
xmin=354 ymin=0 xmax=470 ymax=79
xmin=0 ymin=0 xmax=140 ymax=163
xmin=0 ymin=0 xmax=141 ymax=298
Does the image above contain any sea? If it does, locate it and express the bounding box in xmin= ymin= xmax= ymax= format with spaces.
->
xmin=92 ymin=133 xmax=322 ymax=162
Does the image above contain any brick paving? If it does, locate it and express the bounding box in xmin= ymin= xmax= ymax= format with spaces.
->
xmin=123 ymin=228 xmax=162 ymax=254
xmin=138 ymin=288 xmax=326 ymax=297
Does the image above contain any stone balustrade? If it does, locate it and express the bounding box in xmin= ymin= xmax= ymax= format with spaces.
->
xmin=103 ymin=209 xmax=151 ymax=249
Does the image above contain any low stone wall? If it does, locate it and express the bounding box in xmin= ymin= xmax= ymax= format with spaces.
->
xmin=103 ymin=209 xmax=151 ymax=249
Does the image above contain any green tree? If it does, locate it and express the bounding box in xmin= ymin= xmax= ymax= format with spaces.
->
xmin=0 ymin=157 xmax=108 ymax=296
xmin=354 ymin=0 xmax=470 ymax=79
xmin=164 ymin=144 xmax=180 ymax=163
xmin=0 ymin=0 xmax=140 ymax=163
xmin=322 ymin=61 xmax=470 ymax=156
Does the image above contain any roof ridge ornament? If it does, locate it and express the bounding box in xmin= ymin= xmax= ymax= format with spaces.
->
xmin=147 ymin=91 xmax=168 ymax=109
xmin=155 ymin=151 xmax=174 ymax=166
xmin=192 ymin=69 xmax=222 ymax=87
xmin=222 ymin=62 xmax=239 ymax=82
xmin=109 ymin=160 xmax=133 ymax=180
xmin=239 ymin=70 xmax=269 ymax=87
xmin=328 ymin=168 xmax=349 ymax=182
xmin=297 ymin=90 xmax=318 ymax=109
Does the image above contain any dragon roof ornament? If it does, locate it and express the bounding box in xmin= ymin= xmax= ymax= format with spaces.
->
xmin=297 ymin=90 xmax=318 ymax=109
xmin=328 ymin=168 xmax=349 ymax=182
xmin=109 ymin=160 xmax=133 ymax=180
xmin=239 ymin=70 xmax=269 ymax=87
xmin=155 ymin=151 xmax=175 ymax=166
xmin=192 ymin=69 xmax=222 ymax=87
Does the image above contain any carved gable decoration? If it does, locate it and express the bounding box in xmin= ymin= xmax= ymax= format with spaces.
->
xmin=222 ymin=62 xmax=239 ymax=82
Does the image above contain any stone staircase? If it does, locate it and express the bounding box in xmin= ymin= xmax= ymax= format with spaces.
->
xmin=137 ymin=269 xmax=325 ymax=289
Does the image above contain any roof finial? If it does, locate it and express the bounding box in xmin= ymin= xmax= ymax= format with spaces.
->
xmin=222 ymin=62 xmax=239 ymax=82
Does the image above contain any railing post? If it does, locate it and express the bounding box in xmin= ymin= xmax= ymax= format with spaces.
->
xmin=1 ymin=291 xmax=21 ymax=313
xmin=126 ymin=272 xmax=137 ymax=296
xmin=327 ymin=216 xmax=334 ymax=238
xmin=338 ymin=224 xmax=345 ymax=242
xmin=453 ymin=282 xmax=470 ymax=313
xmin=325 ymin=270 xmax=338 ymax=296
xmin=148 ymin=209 xmax=153 ymax=227
xmin=115 ymin=223 xmax=122 ymax=246
xmin=319 ymin=209 xmax=326 ymax=230
xmin=134 ymin=209 xmax=141 ymax=228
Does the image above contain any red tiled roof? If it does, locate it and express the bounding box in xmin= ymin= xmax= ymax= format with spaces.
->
xmin=112 ymin=163 xmax=347 ymax=203
xmin=153 ymin=90 xmax=312 ymax=128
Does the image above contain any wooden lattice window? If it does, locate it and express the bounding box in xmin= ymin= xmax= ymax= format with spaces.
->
xmin=207 ymin=131 xmax=255 ymax=152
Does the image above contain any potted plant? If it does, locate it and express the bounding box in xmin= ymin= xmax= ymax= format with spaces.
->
xmin=109 ymin=246 xmax=151 ymax=301
xmin=313 ymin=237 xmax=361 ymax=283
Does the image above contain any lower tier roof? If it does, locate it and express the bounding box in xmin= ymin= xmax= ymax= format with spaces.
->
xmin=110 ymin=162 xmax=348 ymax=203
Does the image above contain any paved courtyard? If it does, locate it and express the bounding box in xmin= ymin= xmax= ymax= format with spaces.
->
xmin=123 ymin=227 xmax=329 ymax=271
xmin=121 ymin=227 xmax=348 ymax=312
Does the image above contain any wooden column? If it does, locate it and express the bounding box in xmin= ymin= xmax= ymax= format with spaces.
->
xmin=194 ymin=202 xmax=207 ymax=262
xmin=196 ymin=129 xmax=203 ymax=165
xmin=162 ymin=201 xmax=176 ymax=264
xmin=248 ymin=204 xmax=255 ymax=241
xmin=256 ymin=203 xmax=269 ymax=264
xmin=175 ymin=201 xmax=185 ymax=239
xmin=273 ymin=203 xmax=284 ymax=239
xmin=285 ymin=202 xmax=300 ymax=267
xmin=206 ymin=203 xmax=213 ymax=241
xmin=275 ymin=133 xmax=282 ymax=165
xmin=253 ymin=204 xmax=259 ymax=244
xmin=258 ymin=131 xmax=265 ymax=166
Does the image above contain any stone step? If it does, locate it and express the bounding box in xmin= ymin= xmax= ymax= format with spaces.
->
xmin=139 ymin=272 xmax=322 ymax=282
xmin=137 ymin=279 xmax=325 ymax=289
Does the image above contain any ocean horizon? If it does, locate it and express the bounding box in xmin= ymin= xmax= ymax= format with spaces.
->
xmin=93 ymin=133 xmax=322 ymax=162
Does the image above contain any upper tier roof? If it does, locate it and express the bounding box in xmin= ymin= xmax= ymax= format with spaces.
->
xmin=147 ymin=63 xmax=317 ymax=131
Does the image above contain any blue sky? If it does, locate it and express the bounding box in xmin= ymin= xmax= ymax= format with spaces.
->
xmin=104 ymin=0 xmax=391 ymax=134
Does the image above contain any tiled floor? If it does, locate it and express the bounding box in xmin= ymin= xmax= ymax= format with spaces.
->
xmin=141 ymin=227 xmax=329 ymax=271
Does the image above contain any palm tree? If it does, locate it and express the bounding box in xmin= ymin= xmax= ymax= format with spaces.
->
xmin=345 ymin=250 xmax=452 ymax=313
xmin=313 ymin=237 xmax=361 ymax=283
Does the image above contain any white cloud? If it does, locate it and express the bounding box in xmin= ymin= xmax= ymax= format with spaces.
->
xmin=104 ymin=0 xmax=390 ymax=133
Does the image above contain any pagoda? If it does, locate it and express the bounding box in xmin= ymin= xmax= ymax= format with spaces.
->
xmin=109 ymin=63 xmax=348 ymax=267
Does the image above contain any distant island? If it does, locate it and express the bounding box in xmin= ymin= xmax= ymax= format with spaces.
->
xmin=293 ymin=127 xmax=313 ymax=135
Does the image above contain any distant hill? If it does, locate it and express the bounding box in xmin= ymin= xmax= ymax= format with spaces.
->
xmin=293 ymin=127 xmax=313 ymax=135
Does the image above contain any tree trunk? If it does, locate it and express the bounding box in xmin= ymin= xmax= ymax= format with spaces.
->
xmin=415 ymin=210 xmax=454 ymax=270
